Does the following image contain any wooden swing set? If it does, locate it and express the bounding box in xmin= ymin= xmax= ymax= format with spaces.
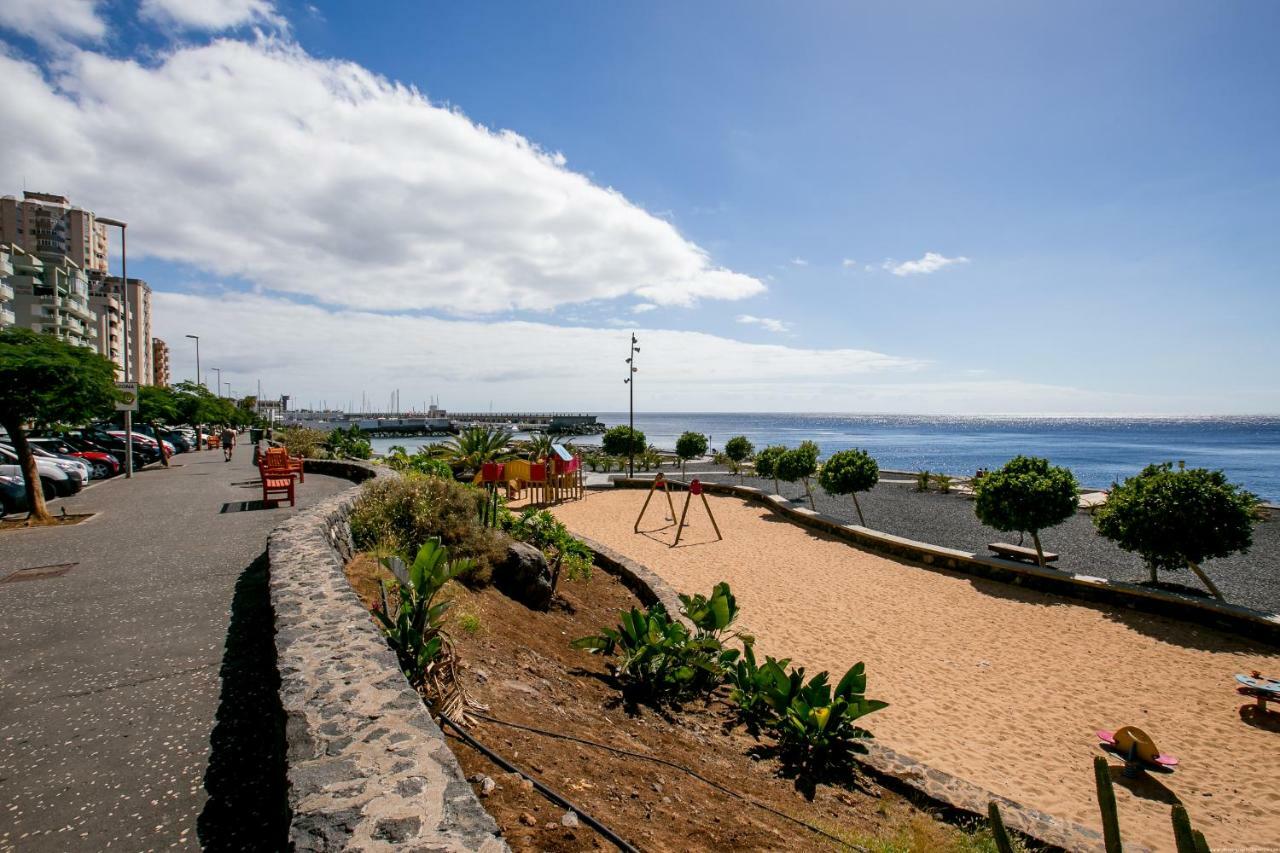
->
xmin=633 ymin=473 xmax=722 ymax=546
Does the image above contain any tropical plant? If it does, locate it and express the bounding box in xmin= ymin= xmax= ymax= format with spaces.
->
xmin=728 ymin=644 xmax=794 ymax=733
xmin=326 ymin=424 xmax=373 ymax=459
xmin=526 ymin=432 xmax=556 ymax=461
xmin=818 ymin=448 xmax=879 ymax=525
xmin=349 ymin=473 xmax=507 ymax=584
xmin=372 ymin=538 xmax=470 ymax=691
xmin=386 ymin=446 xmax=454 ymax=478
xmin=507 ymin=507 xmax=594 ymax=593
xmin=776 ymin=441 xmax=820 ymax=510
xmin=0 ymin=328 xmax=118 ymax=522
xmin=573 ymin=582 xmax=743 ymax=701
xmin=435 ymin=427 xmax=513 ymax=477
xmin=933 ymin=473 xmax=953 ymax=494
xmin=974 ymin=456 xmax=1079 ymax=568
xmin=772 ymin=662 xmax=888 ymax=772
xmin=675 ymin=431 xmax=709 ymax=478
xmin=754 ymin=444 xmax=786 ymax=494
xmin=1093 ymin=462 xmax=1257 ymax=598
xmin=601 ymin=425 xmax=646 ymax=457
xmin=724 ymin=435 xmax=754 ymax=482
xmin=915 ymin=470 xmax=932 ymax=492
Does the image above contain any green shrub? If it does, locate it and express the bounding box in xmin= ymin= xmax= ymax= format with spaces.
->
xmin=373 ymin=539 xmax=470 ymax=690
xmin=507 ymin=507 xmax=594 ymax=593
xmin=675 ymin=431 xmax=709 ymax=477
xmin=777 ymin=441 xmax=820 ymax=510
xmin=349 ymin=473 xmax=507 ymax=585
xmin=818 ymin=448 xmax=879 ymax=525
xmin=915 ymin=470 xmax=932 ymax=492
xmin=774 ymin=662 xmax=887 ymax=773
xmin=1093 ymin=462 xmax=1257 ymax=598
xmin=277 ymin=425 xmax=329 ymax=458
xmin=601 ymin=425 xmax=646 ymax=457
xmin=326 ymin=424 xmax=373 ymax=459
xmin=385 ymin=446 xmax=453 ymax=478
xmin=457 ymin=612 xmax=483 ymax=635
xmin=754 ymin=444 xmax=787 ymax=494
xmin=933 ymin=473 xmax=953 ymax=494
xmin=974 ymin=456 xmax=1079 ymax=567
xmin=573 ymin=582 xmax=743 ymax=702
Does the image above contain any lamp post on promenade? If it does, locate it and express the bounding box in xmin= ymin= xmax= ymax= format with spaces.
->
xmin=225 ymin=382 xmax=232 ymax=400
xmin=212 ymin=368 xmax=222 ymax=398
xmin=185 ymin=334 xmax=200 ymax=388
xmin=624 ymin=333 xmax=639 ymax=477
xmin=98 ymin=217 xmax=132 ymax=478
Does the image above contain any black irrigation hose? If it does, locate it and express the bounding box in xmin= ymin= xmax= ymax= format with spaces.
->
xmin=468 ymin=710 xmax=869 ymax=853
xmin=438 ymin=712 xmax=643 ymax=853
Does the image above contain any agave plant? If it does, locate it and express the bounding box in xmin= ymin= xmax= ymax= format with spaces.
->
xmin=434 ymin=427 xmax=514 ymax=476
xmin=373 ymin=538 xmax=473 ymax=690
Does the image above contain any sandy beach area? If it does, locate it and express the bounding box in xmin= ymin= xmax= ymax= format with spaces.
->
xmin=550 ymin=489 xmax=1280 ymax=851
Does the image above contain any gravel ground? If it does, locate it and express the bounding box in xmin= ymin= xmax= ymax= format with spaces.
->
xmin=649 ymin=460 xmax=1280 ymax=614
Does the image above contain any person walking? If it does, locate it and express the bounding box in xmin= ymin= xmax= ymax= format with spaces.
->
xmin=221 ymin=425 xmax=236 ymax=462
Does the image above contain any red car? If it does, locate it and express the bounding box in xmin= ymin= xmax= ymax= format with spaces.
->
xmin=29 ymin=437 xmax=122 ymax=479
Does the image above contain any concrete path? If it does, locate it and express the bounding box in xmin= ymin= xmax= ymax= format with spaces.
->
xmin=0 ymin=447 xmax=352 ymax=852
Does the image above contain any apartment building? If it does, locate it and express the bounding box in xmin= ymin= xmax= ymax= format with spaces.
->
xmin=0 ymin=192 xmax=109 ymax=274
xmin=93 ymin=276 xmax=154 ymax=385
xmin=7 ymin=248 xmax=99 ymax=349
xmin=0 ymin=244 xmax=16 ymax=329
xmin=153 ymin=337 xmax=170 ymax=387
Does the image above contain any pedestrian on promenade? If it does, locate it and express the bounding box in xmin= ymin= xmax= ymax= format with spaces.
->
xmin=221 ymin=425 xmax=236 ymax=462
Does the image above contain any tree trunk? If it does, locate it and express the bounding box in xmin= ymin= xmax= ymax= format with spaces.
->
xmin=1031 ymin=531 xmax=1046 ymax=568
xmin=1149 ymin=560 xmax=1158 ymax=584
xmin=1185 ymin=558 xmax=1225 ymax=601
xmin=3 ymin=418 xmax=52 ymax=524
xmin=149 ymin=421 xmax=170 ymax=468
xmin=803 ymin=477 xmax=815 ymax=510
xmin=852 ymin=493 xmax=866 ymax=526
xmin=773 ymin=476 xmax=779 ymax=495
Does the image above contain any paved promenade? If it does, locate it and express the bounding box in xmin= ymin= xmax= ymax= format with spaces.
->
xmin=0 ymin=448 xmax=352 ymax=851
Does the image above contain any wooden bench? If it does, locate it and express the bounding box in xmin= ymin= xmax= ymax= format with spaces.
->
xmin=264 ymin=448 xmax=305 ymax=483
xmin=262 ymin=474 xmax=296 ymax=507
xmin=987 ymin=542 xmax=1059 ymax=564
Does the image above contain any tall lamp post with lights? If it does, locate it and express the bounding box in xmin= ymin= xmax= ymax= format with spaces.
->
xmin=185 ymin=334 xmax=201 ymax=387
xmin=212 ymin=368 xmax=222 ymax=399
xmin=624 ymin=334 xmax=639 ymax=477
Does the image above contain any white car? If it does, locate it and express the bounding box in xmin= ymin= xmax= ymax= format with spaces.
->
xmin=26 ymin=444 xmax=91 ymax=485
xmin=0 ymin=446 xmax=77 ymax=498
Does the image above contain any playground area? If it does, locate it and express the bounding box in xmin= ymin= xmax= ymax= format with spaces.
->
xmin=549 ymin=488 xmax=1280 ymax=851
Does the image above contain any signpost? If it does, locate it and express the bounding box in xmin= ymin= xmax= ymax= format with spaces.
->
xmin=116 ymin=381 xmax=137 ymax=476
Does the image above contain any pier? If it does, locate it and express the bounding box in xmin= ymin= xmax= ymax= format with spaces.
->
xmin=279 ymin=410 xmax=604 ymax=436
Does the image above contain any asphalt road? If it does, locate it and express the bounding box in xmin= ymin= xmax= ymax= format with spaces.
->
xmin=0 ymin=447 xmax=351 ymax=852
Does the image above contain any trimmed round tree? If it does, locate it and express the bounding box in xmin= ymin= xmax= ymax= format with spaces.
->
xmin=674 ymin=431 xmax=708 ymax=478
xmin=1093 ymin=462 xmax=1256 ymax=599
xmin=724 ymin=435 xmax=754 ymax=482
xmin=973 ymin=455 xmax=1079 ymax=568
xmin=601 ymin=425 xmax=646 ymax=458
xmin=776 ymin=441 xmax=820 ymax=510
xmin=754 ymin=444 xmax=786 ymax=494
xmin=818 ymin=449 xmax=879 ymax=526
xmin=0 ymin=328 xmax=118 ymax=523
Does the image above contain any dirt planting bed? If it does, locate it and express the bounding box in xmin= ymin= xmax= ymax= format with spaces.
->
xmin=344 ymin=554 xmax=1001 ymax=853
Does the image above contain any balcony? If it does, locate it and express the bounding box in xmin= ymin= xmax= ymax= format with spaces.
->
xmin=0 ymin=283 xmax=13 ymax=302
xmin=0 ymin=309 xmax=14 ymax=326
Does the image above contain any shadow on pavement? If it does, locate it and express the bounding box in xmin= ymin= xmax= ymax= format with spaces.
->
xmin=197 ymin=552 xmax=290 ymax=851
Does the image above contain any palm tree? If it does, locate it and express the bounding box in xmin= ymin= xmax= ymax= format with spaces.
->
xmin=435 ymin=427 xmax=514 ymax=475
xmin=526 ymin=432 xmax=556 ymax=461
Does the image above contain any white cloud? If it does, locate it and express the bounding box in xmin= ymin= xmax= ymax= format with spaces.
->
xmin=736 ymin=314 xmax=791 ymax=334
xmin=884 ymin=252 xmax=970 ymax=277
xmin=156 ymin=292 xmax=921 ymax=408
xmin=631 ymin=303 xmax=658 ymax=314
xmin=790 ymin=257 xmax=809 ymax=266
xmin=842 ymin=258 xmax=857 ymax=268
xmin=0 ymin=0 xmax=105 ymax=47
xmin=139 ymin=0 xmax=285 ymax=31
xmin=0 ymin=39 xmax=764 ymax=314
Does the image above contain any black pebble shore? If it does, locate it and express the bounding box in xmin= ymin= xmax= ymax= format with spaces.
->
xmin=652 ymin=461 xmax=1280 ymax=615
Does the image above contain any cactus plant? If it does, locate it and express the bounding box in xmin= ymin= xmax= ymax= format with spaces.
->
xmin=1093 ymin=755 xmax=1123 ymax=853
xmin=987 ymin=802 xmax=1015 ymax=853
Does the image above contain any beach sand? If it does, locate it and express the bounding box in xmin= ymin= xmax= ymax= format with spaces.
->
xmin=550 ymin=489 xmax=1280 ymax=851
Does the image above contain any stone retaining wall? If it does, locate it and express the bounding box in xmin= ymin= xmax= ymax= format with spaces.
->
xmin=268 ymin=461 xmax=507 ymax=851
xmin=606 ymin=477 xmax=1280 ymax=648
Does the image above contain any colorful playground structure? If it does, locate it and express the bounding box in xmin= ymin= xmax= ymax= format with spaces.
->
xmin=473 ymin=444 xmax=584 ymax=504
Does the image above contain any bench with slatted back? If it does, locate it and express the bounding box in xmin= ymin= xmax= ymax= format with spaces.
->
xmin=262 ymin=473 xmax=296 ymax=507
xmin=264 ymin=447 xmax=304 ymax=483
xmin=987 ymin=542 xmax=1059 ymax=564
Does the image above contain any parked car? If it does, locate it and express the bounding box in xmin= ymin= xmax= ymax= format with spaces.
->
xmin=0 ymin=446 xmax=78 ymax=498
xmin=29 ymin=437 xmax=121 ymax=479
xmin=0 ymin=473 xmax=27 ymax=516
xmin=104 ymin=430 xmax=176 ymax=457
xmin=78 ymin=429 xmax=161 ymax=468
xmin=12 ymin=444 xmax=91 ymax=488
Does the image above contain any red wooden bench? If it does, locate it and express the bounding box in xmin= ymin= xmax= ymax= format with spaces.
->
xmin=262 ymin=473 xmax=296 ymax=507
xmin=264 ymin=447 xmax=304 ymax=483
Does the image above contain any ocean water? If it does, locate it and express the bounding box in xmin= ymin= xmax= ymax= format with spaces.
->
xmin=369 ymin=414 xmax=1280 ymax=500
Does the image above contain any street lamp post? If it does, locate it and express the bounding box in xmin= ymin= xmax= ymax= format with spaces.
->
xmin=185 ymin=334 xmax=200 ymax=388
xmin=224 ymin=382 xmax=232 ymax=399
xmin=624 ymin=334 xmax=639 ymax=477
xmin=212 ymin=368 xmax=222 ymax=398
xmin=98 ymin=217 xmax=132 ymax=478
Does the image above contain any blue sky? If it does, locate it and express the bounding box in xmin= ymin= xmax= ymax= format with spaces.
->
xmin=2 ymin=1 xmax=1277 ymax=412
